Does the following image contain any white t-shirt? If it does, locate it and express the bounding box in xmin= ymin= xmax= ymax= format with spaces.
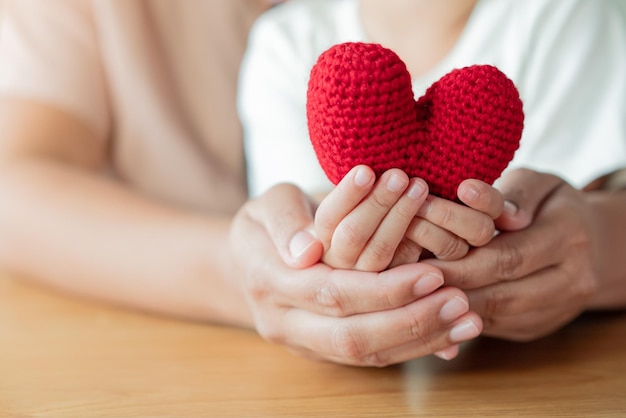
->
xmin=239 ymin=0 xmax=626 ymax=197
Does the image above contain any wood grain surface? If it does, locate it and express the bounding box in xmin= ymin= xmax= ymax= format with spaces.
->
xmin=1 ymin=272 xmax=625 ymax=417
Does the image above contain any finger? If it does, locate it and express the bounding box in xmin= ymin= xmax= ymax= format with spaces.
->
xmin=355 ymin=177 xmax=428 ymax=271
xmin=434 ymin=344 xmax=460 ymax=361
xmin=275 ymin=289 xmax=481 ymax=367
xmin=325 ymin=169 xmax=409 ymax=268
xmin=495 ymin=168 xmax=565 ymax=231
xmin=457 ymin=179 xmax=505 ymax=219
xmin=405 ymin=216 xmax=470 ymax=260
xmin=417 ymin=195 xmax=495 ymax=247
xmin=466 ymin=254 xmax=595 ymax=332
xmin=272 ymin=263 xmax=446 ymax=317
xmin=426 ymin=222 xmax=571 ymax=289
xmin=245 ymin=183 xmax=324 ymax=268
xmin=479 ymin=305 xmax=582 ymax=342
xmin=315 ymin=165 xmax=375 ymax=246
xmin=300 ymin=313 xmax=479 ymax=367
xmin=466 ymin=267 xmax=571 ymax=319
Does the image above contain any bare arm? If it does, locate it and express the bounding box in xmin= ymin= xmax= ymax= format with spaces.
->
xmin=0 ymin=100 xmax=484 ymax=365
xmin=582 ymin=184 xmax=626 ymax=309
xmin=0 ymin=99 xmax=252 ymax=326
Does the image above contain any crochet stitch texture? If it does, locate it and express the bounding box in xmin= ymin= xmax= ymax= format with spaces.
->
xmin=306 ymin=42 xmax=524 ymax=200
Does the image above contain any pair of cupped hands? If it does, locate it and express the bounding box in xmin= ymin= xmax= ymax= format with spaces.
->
xmin=230 ymin=167 xmax=599 ymax=367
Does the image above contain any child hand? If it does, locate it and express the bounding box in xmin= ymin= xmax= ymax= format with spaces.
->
xmin=315 ymin=166 xmax=504 ymax=272
xmin=403 ymin=178 xmax=504 ymax=263
xmin=315 ymin=165 xmax=428 ymax=271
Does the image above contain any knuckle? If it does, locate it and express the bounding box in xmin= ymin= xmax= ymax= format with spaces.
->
xmin=370 ymin=271 xmax=405 ymax=309
xmin=336 ymin=219 xmax=368 ymax=250
xmin=368 ymin=191 xmax=392 ymax=213
xmin=247 ymin=271 xmax=273 ymax=302
xmin=313 ymin=283 xmax=347 ymax=316
xmin=322 ymin=255 xmax=353 ymax=270
xmin=482 ymin=286 xmax=513 ymax=319
xmin=360 ymin=240 xmax=397 ymax=271
xmin=495 ymin=240 xmax=525 ymax=280
xmin=361 ymin=352 xmax=393 ymax=368
xmin=434 ymin=202 xmax=456 ymax=226
xmin=370 ymin=239 xmax=398 ymax=260
xmin=470 ymin=217 xmax=496 ymax=246
xmin=378 ymin=284 xmax=399 ymax=311
xmin=446 ymin=256 xmax=481 ymax=288
xmin=407 ymin=316 xmax=431 ymax=348
xmin=332 ymin=324 xmax=369 ymax=360
xmin=394 ymin=201 xmax=419 ymax=223
xmin=434 ymin=236 xmax=469 ymax=260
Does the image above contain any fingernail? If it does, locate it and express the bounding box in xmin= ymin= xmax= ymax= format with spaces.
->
xmin=449 ymin=319 xmax=480 ymax=343
xmin=461 ymin=184 xmax=479 ymax=202
xmin=413 ymin=273 xmax=444 ymax=296
xmin=386 ymin=172 xmax=407 ymax=192
xmin=503 ymin=200 xmax=518 ymax=216
xmin=434 ymin=345 xmax=459 ymax=361
xmin=289 ymin=230 xmax=317 ymax=259
xmin=407 ymin=179 xmax=427 ymax=200
xmin=354 ymin=166 xmax=373 ymax=187
xmin=439 ymin=296 xmax=469 ymax=323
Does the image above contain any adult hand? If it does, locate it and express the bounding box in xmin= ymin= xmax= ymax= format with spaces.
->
xmin=426 ymin=168 xmax=600 ymax=341
xmin=229 ymin=183 xmax=482 ymax=366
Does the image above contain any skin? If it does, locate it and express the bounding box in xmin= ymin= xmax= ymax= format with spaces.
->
xmin=3 ymin=0 xmax=625 ymax=366
xmin=0 ymin=100 xmax=251 ymax=326
xmin=315 ymin=165 xmax=502 ymax=272
xmin=427 ymin=169 xmax=626 ymax=342
xmin=303 ymin=164 xmax=506 ymax=360
xmin=0 ymin=99 xmax=481 ymax=367
xmin=267 ymin=167 xmax=626 ymax=359
xmin=267 ymin=0 xmax=626 ymax=353
xmin=0 ymin=0 xmax=489 ymax=365
xmin=350 ymin=0 xmax=626 ymax=350
xmin=230 ymin=182 xmax=484 ymax=365
xmin=360 ymin=0 xmax=478 ymax=79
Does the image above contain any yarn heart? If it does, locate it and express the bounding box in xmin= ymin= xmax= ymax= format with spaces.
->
xmin=306 ymin=42 xmax=524 ymax=200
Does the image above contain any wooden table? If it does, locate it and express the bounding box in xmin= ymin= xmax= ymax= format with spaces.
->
xmin=1 ymin=272 xmax=625 ymax=417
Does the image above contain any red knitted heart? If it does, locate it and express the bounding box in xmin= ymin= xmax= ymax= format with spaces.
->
xmin=306 ymin=42 xmax=524 ymax=200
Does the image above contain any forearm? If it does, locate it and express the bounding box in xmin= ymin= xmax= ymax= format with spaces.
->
xmin=0 ymin=159 xmax=253 ymax=327
xmin=586 ymin=188 xmax=626 ymax=309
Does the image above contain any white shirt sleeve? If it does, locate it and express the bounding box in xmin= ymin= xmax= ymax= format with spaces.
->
xmin=238 ymin=9 xmax=328 ymax=198
xmin=238 ymin=0 xmax=366 ymax=197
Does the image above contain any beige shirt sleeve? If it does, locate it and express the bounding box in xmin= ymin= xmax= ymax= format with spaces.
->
xmin=1 ymin=1 xmax=267 ymax=213
xmin=0 ymin=0 xmax=110 ymax=139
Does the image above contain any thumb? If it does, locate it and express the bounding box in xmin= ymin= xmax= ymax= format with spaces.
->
xmin=252 ymin=183 xmax=323 ymax=268
xmin=495 ymin=168 xmax=565 ymax=231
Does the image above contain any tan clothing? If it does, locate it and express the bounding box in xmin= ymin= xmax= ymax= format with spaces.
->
xmin=0 ymin=0 xmax=267 ymax=214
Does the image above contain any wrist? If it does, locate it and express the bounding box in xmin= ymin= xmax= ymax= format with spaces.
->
xmin=584 ymin=189 xmax=626 ymax=309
